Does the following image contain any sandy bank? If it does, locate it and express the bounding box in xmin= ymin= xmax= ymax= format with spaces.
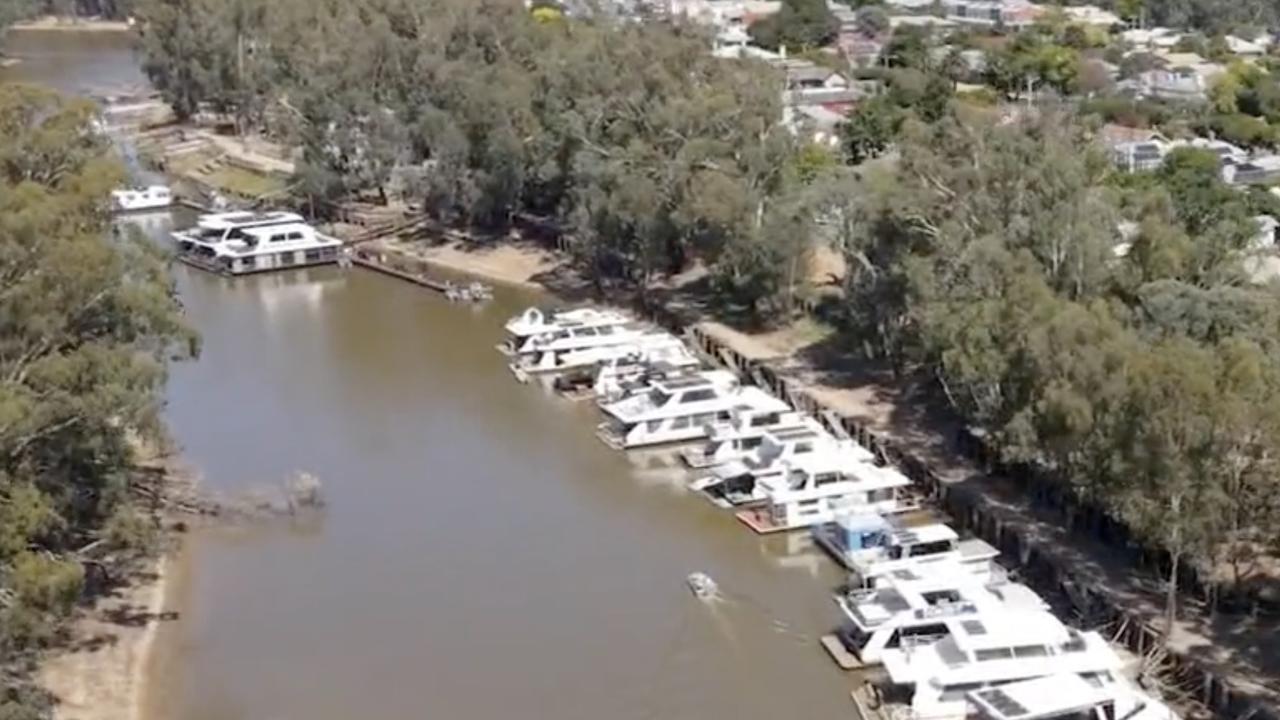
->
xmin=371 ymin=236 xmax=565 ymax=290
xmin=10 ymin=17 xmax=134 ymax=33
xmin=39 ymin=551 xmax=175 ymax=720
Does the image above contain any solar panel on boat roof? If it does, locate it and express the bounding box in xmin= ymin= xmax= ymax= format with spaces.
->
xmin=976 ymin=689 xmax=1029 ymax=719
xmin=960 ymin=619 xmax=987 ymax=635
xmin=773 ymin=427 xmax=819 ymax=439
xmin=664 ymin=376 xmax=713 ymax=389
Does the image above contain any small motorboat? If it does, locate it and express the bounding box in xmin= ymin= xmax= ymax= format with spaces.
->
xmin=444 ymin=281 xmax=494 ymax=303
xmin=686 ymin=572 xmax=718 ymax=600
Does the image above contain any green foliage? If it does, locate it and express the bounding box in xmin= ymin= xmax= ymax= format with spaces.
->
xmin=883 ymin=26 xmax=929 ymax=69
xmin=747 ymin=0 xmax=836 ymax=52
xmin=839 ymin=96 xmax=902 ymax=164
xmin=1209 ymin=113 xmax=1275 ymax=148
xmin=0 ymin=83 xmax=192 ymax=715
xmin=834 ymin=109 xmax=1280 ymax=615
xmin=0 ymin=1 xmax=38 ymax=36
xmin=853 ymin=6 xmax=888 ymax=37
xmin=1079 ymin=95 xmax=1173 ymax=128
xmin=136 ymin=0 xmax=825 ymax=318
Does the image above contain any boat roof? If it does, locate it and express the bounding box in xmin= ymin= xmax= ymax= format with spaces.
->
xmin=841 ymin=459 xmax=911 ymax=487
xmin=969 ymin=674 xmax=1106 ymax=720
xmin=767 ymin=425 xmax=828 ymax=442
xmin=238 ymin=222 xmax=317 ymax=238
xmin=197 ymin=210 xmax=304 ymax=229
xmin=891 ymin=523 xmax=959 ymax=546
xmin=884 ymin=625 xmax=1121 ymax=688
xmin=733 ymin=387 xmax=791 ymax=411
xmin=848 ymin=571 xmax=1046 ymax=623
xmin=832 ymin=514 xmax=958 ymax=544
xmin=946 ymin=609 xmax=1071 ymax=651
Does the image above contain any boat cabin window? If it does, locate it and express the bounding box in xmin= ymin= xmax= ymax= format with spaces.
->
xmin=814 ymin=472 xmax=841 ymax=487
xmin=794 ymin=441 xmax=814 ymax=454
xmin=198 ymin=227 xmax=226 ymax=241
xmin=681 ymin=389 xmax=717 ymax=403
xmin=1012 ymin=644 xmax=1049 ymax=658
xmin=597 ymin=326 xmax=616 ymax=335
xmin=921 ymin=590 xmax=962 ymax=605
xmin=672 ymin=416 xmax=692 ymax=430
xmin=975 ymin=647 xmax=1015 ymax=661
xmin=938 ymin=683 xmax=984 ymax=702
xmin=886 ymin=623 xmax=949 ymax=649
xmin=868 ymin=488 xmax=895 ymax=503
xmin=907 ymin=540 xmax=955 ymax=558
xmin=648 ymin=389 xmax=672 ymax=406
xmin=749 ymin=412 xmax=781 ymax=427
xmin=840 ymin=624 xmax=873 ymax=652
xmin=226 ymin=229 xmax=256 ymax=246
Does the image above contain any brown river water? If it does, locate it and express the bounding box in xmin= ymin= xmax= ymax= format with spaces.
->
xmin=4 ymin=31 xmax=856 ymax=720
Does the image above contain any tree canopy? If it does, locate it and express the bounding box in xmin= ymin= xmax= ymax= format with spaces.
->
xmin=136 ymin=0 xmax=831 ymax=319
xmin=831 ymin=107 xmax=1280 ymax=622
xmin=0 ymin=83 xmax=193 ymax=717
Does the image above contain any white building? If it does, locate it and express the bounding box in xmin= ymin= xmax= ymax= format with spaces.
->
xmin=1061 ymin=4 xmax=1121 ymax=27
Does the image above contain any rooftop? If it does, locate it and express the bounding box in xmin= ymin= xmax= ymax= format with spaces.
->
xmin=969 ymin=673 xmax=1102 ymax=720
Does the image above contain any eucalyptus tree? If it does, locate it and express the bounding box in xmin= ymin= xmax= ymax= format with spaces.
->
xmin=0 ymin=84 xmax=194 ymax=715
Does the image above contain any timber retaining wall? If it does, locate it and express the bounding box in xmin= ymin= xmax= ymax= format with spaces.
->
xmin=683 ymin=324 xmax=1277 ymax=720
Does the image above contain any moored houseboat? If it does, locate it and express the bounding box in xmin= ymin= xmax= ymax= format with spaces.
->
xmin=172 ymin=211 xmax=342 ymax=275
xmin=812 ymin=513 xmax=1001 ymax=587
xmin=596 ymin=374 xmax=790 ymax=450
xmin=734 ymin=456 xmax=916 ymax=533
xmin=828 ymin=564 xmax=1047 ymax=668
xmin=498 ymin=306 xmax=633 ymax=357
xmin=867 ymin=611 xmax=1131 ymax=720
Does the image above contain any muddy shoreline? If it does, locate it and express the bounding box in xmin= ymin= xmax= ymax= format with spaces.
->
xmin=38 ymin=551 xmax=176 ymax=720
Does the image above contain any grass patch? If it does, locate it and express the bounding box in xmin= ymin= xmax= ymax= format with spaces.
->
xmin=202 ymin=165 xmax=287 ymax=198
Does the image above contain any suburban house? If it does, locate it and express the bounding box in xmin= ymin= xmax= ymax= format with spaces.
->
xmin=944 ymin=0 xmax=1043 ymax=28
xmin=1061 ymin=4 xmax=1121 ymax=27
xmin=1225 ymin=34 xmax=1269 ymax=56
xmin=1124 ymin=63 xmax=1223 ymax=102
xmin=778 ymin=59 xmax=851 ymax=91
xmin=1099 ymin=124 xmax=1170 ymax=173
xmin=1223 ymin=154 xmax=1280 ymax=185
xmin=1120 ymin=27 xmax=1183 ymax=50
xmin=1111 ymin=140 xmax=1168 ymax=172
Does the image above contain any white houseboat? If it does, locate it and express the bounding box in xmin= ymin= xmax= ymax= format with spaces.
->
xmin=586 ymin=350 xmax=707 ymax=402
xmin=679 ymin=408 xmax=826 ymax=469
xmin=689 ymin=426 xmax=873 ymax=507
xmin=172 ymin=211 xmax=343 ymax=275
xmin=812 ymin=513 xmax=1001 ymax=587
xmin=111 ymin=185 xmax=173 ymax=212
xmin=735 ymin=456 xmax=915 ymax=534
xmin=830 ymin=565 xmax=1047 ymax=667
xmin=498 ymin=307 xmax=632 ymax=357
xmin=968 ymin=674 xmax=1179 ymax=720
xmin=870 ymin=612 xmax=1130 ymax=720
xmin=510 ymin=331 xmax=689 ymax=380
xmin=596 ymin=375 xmax=790 ymax=450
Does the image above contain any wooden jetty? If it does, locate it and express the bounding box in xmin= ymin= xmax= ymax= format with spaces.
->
xmin=734 ymin=508 xmax=792 ymax=535
xmin=350 ymin=249 xmax=452 ymax=294
xmin=820 ymin=633 xmax=864 ymax=671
